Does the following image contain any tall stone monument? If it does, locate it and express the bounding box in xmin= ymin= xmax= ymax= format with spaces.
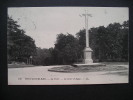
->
xmin=48 ymin=9 xmax=106 ymax=72
xmin=82 ymin=10 xmax=93 ymax=64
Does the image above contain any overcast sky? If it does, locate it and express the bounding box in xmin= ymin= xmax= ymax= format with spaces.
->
xmin=8 ymin=7 xmax=129 ymax=48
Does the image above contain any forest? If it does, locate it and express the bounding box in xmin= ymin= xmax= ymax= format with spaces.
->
xmin=7 ymin=16 xmax=129 ymax=65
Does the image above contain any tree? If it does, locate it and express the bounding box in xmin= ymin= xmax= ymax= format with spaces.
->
xmin=33 ymin=48 xmax=52 ymax=65
xmin=76 ymin=21 xmax=129 ymax=62
xmin=7 ymin=16 xmax=36 ymax=63
xmin=121 ymin=20 xmax=129 ymax=60
xmin=54 ymin=33 xmax=79 ymax=64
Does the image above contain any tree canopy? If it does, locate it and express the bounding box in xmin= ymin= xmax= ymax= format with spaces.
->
xmin=33 ymin=20 xmax=128 ymax=65
xmin=8 ymin=17 xmax=128 ymax=65
xmin=7 ymin=16 xmax=36 ymax=63
xmin=76 ymin=21 xmax=129 ymax=62
xmin=54 ymin=33 xmax=80 ymax=64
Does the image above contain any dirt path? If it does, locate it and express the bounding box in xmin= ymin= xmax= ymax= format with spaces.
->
xmin=8 ymin=66 xmax=128 ymax=85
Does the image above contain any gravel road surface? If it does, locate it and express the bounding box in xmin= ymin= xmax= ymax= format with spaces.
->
xmin=8 ymin=65 xmax=128 ymax=85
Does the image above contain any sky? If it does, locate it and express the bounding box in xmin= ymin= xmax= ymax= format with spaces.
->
xmin=8 ymin=7 xmax=129 ymax=49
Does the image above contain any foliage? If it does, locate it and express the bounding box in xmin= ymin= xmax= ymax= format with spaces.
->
xmin=8 ymin=16 xmax=128 ymax=65
xmin=54 ymin=33 xmax=80 ymax=64
xmin=33 ymin=47 xmax=52 ymax=65
xmin=76 ymin=21 xmax=129 ymax=62
xmin=7 ymin=16 xmax=36 ymax=63
xmin=34 ymin=20 xmax=128 ymax=65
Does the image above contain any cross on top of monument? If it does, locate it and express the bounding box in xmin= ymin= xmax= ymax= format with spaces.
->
xmin=80 ymin=10 xmax=93 ymax=64
xmin=82 ymin=10 xmax=92 ymax=17
xmin=80 ymin=10 xmax=92 ymax=48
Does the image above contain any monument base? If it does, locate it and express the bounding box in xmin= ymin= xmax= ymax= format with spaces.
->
xmin=84 ymin=47 xmax=93 ymax=64
xmin=84 ymin=59 xmax=93 ymax=64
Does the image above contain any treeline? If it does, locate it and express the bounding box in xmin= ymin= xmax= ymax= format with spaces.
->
xmin=33 ymin=34 xmax=81 ymax=65
xmin=7 ymin=16 xmax=36 ymax=63
xmin=33 ymin=21 xmax=128 ymax=65
xmin=83 ymin=21 xmax=128 ymax=62
xmin=82 ymin=21 xmax=129 ymax=61
xmin=7 ymin=16 xmax=128 ymax=65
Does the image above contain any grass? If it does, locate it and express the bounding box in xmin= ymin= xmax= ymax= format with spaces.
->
xmin=48 ymin=62 xmax=128 ymax=73
xmin=102 ymin=62 xmax=129 ymax=65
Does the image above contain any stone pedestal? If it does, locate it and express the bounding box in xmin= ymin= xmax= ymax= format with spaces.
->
xmin=84 ymin=47 xmax=93 ymax=64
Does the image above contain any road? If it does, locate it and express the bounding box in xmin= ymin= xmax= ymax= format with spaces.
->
xmin=8 ymin=65 xmax=128 ymax=85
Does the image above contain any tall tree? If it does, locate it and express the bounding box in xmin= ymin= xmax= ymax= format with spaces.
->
xmin=121 ymin=20 xmax=129 ymax=60
xmin=7 ymin=16 xmax=36 ymax=63
xmin=76 ymin=21 xmax=129 ymax=62
xmin=54 ymin=33 xmax=79 ymax=64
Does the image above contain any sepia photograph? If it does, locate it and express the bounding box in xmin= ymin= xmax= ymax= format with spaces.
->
xmin=7 ymin=7 xmax=129 ymax=85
